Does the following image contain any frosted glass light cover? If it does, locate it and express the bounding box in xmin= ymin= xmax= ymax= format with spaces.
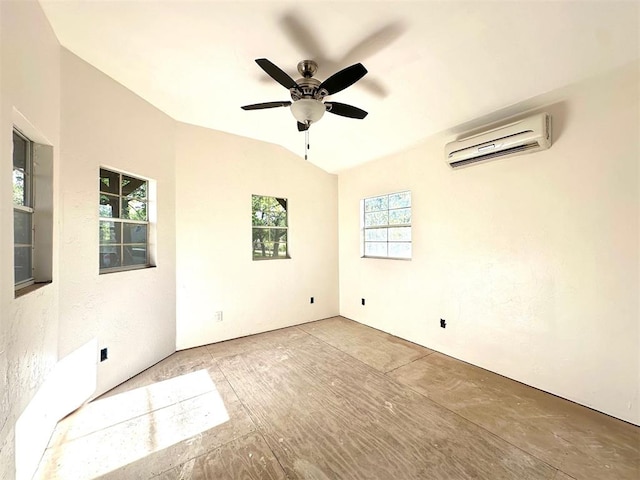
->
xmin=290 ymin=99 xmax=325 ymax=123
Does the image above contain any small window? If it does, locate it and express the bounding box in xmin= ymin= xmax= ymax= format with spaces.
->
xmin=99 ymin=168 xmax=149 ymax=272
xmin=13 ymin=130 xmax=34 ymax=288
xmin=252 ymin=195 xmax=289 ymax=260
xmin=362 ymin=191 xmax=412 ymax=259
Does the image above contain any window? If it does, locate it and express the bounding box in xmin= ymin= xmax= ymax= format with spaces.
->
xmin=362 ymin=191 xmax=412 ymax=259
xmin=13 ymin=129 xmax=34 ymax=288
xmin=99 ymin=168 xmax=149 ymax=272
xmin=252 ymin=195 xmax=288 ymax=259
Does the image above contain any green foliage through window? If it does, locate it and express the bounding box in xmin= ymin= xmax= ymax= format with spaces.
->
xmin=252 ymin=195 xmax=288 ymax=259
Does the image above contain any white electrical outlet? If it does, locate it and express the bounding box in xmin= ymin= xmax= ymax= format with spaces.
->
xmin=214 ymin=311 xmax=223 ymax=322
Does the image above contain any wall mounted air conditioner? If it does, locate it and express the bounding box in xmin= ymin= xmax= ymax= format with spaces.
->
xmin=445 ymin=112 xmax=551 ymax=169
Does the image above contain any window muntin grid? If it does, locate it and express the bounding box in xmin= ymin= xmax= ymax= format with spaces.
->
xmin=362 ymin=191 xmax=412 ymax=259
xmin=99 ymin=168 xmax=149 ymax=272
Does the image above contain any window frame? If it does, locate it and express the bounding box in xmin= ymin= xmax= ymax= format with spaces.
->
xmin=251 ymin=194 xmax=290 ymax=260
xmin=13 ymin=128 xmax=35 ymax=290
xmin=99 ymin=168 xmax=150 ymax=274
xmin=361 ymin=190 xmax=412 ymax=260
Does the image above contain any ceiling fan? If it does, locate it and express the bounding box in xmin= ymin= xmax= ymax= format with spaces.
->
xmin=241 ymin=58 xmax=369 ymax=132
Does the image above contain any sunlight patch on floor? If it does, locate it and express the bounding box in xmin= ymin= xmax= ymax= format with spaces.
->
xmin=34 ymin=369 xmax=229 ymax=480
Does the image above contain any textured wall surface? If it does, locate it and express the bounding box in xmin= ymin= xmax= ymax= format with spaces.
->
xmin=175 ymin=124 xmax=339 ymax=349
xmin=0 ymin=2 xmax=61 ymax=479
xmin=58 ymin=49 xmax=177 ymax=398
xmin=338 ymin=62 xmax=639 ymax=425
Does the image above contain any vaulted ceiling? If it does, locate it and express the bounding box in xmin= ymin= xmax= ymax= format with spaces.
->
xmin=40 ymin=1 xmax=638 ymax=173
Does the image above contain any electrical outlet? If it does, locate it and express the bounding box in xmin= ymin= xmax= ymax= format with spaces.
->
xmin=361 ymin=298 xmax=366 ymax=306
xmin=214 ymin=311 xmax=223 ymax=322
xmin=440 ymin=319 xmax=446 ymax=329
xmin=310 ymin=297 xmax=314 ymax=304
xmin=100 ymin=348 xmax=108 ymax=362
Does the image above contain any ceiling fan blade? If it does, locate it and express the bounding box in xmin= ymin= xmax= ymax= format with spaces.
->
xmin=340 ymin=22 xmax=406 ymax=66
xmin=318 ymin=63 xmax=368 ymax=95
xmin=325 ymin=102 xmax=368 ymax=119
xmin=297 ymin=122 xmax=309 ymax=132
xmin=255 ymin=58 xmax=298 ymax=90
xmin=279 ymin=13 xmax=328 ymax=65
xmin=241 ymin=101 xmax=292 ymax=110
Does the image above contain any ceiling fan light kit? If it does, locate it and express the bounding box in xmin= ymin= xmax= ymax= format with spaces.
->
xmin=241 ymin=57 xmax=369 ymax=158
xmin=290 ymin=99 xmax=325 ymax=124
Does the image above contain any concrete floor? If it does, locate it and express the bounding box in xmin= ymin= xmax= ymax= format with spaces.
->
xmin=35 ymin=316 xmax=639 ymax=479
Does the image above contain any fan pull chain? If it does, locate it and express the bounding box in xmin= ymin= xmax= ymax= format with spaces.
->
xmin=305 ymin=128 xmax=310 ymax=161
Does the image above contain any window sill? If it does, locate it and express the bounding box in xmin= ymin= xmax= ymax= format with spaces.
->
xmin=99 ymin=264 xmax=156 ymax=275
xmin=361 ymin=256 xmax=412 ymax=261
xmin=252 ymin=256 xmax=291 ymax=261
xmin=15 ymin=281 xmax=52 ymax=299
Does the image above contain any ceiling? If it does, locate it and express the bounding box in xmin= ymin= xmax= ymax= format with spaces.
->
xmin=40 ymin=0 xmax=638 ymax=173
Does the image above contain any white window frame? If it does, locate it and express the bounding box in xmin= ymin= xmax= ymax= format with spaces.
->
xmin=252 ymin=195 xmax=289 ymax=260
xmin=13 ymin=128 xmax=35 ymax=290
xmin=361 ymin=190 xmax=412 ymax=260
xmin=99 ymin=168 xmax=150 ymax=273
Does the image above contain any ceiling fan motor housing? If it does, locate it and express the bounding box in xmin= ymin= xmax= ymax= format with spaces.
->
xmin=297 ymin=59 xmax=318 ymax=78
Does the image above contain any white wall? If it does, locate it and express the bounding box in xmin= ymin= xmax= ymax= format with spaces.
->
xmin=338 ymin=62 xmax=639 ymax=425
xmin=0 ymin=10 xmax=636 ymax=480
xmin=175 ymin=124 xmax=339 ymax=349
xmin=0 ymin=1 xmax=61 ymax=479
xmin=58 ymin=49 xmax=177 ymax=397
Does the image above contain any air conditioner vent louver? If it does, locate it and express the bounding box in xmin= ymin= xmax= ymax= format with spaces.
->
xmin=445 ymin=113 xmax=551 ymax=169
xmin=449 ymin=143 xmax=541 ymax=168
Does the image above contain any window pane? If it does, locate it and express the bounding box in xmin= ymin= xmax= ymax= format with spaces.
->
xmin=365 ymin=228 xmax=387 ymax=242
xmin=99 ymin=246 xmax=121 ymax=269
xmin=255 ymin=241 xmax=288 ymax=258
xmin=364 ymin=242 xmax=387 ymax=257
xmin=389 ymin=242 xmax=412 ymax=259
xmin=388 ymin=226 xmax=411 ymax=242
xmin=100 ymin=169 xmax=120 ymax=194
xmin=364 ymin=195 xmax=388 ymax=212
xmin=13 ymin=131 xmax=27 ymax=170
xmin=122 ymin=176 xmax=147 ymax=199
xmin=100 ymin=194 xmax=119 ymax=218
xmin=389 ymin=191 xmax=411 ymax=209
xmin=13 ymin=169 xmax=26 ymax=206
xmin=389 ymin=207 xmax=411 ymax=225
xmin=252 ymin=228 xmax=267 ymax=258
xmin=14 ymin=246 xmax=32 ymax=284
xmin=123 ymin=246 xmax=147 ymax=266
xmin=264 ymin=211 xmax=286 ymax=227
xmin=257 ymin=241 xmax=275 ymax=258
xmin=365 ymin=211 xmax=388 ymax=227
xmin=121 ymin=198 xmax=147 ymax=221
xmin=99 ymin=221 xmax=121 ymax=244
xmin=252 ymin=196 xmax=287 ymax=225
xmin=123 ymin=223 xmax=147 ymax=244
xmin=252 ymin=227 xmax=266 ymax=242
xmin=274 ymin=242 xmax=287 ymax=257
xmin=14 ymin=210 xmax=32 ymax=245
xmin=271 ymin=228 xmax=287 ymax=243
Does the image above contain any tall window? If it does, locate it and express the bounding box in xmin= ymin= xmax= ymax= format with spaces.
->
xmin=13 ymin=129 xmax=34 ymax=287
xmin=99 ymin=168 xmax=149 ymax=272
xmin=362 ymin=191 xmax=412 ymax=259
xmin=252 ymin=195 xmax=288 ymax=260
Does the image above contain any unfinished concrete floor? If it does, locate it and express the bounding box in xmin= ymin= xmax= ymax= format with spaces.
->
xmin=35 ymin=316 xmax=639 ymax=479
